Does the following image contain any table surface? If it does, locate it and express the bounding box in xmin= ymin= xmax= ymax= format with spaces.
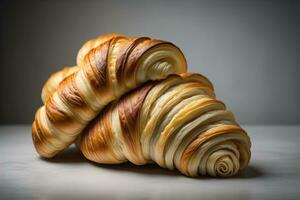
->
xmin=1 ymin=125 xmax=300 ymax=200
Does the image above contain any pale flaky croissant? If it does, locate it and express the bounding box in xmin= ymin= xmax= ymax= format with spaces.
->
xmin=79 ymin=73 xmax=251 ymax=177
xmin=32 ymin=34 xmax=187 ymax=158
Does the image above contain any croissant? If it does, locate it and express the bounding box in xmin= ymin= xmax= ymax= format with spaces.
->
xmin=79 ymin=73 xmax=251 ymax=177
xmin=32 ymin=34 xmax=187 ymax=158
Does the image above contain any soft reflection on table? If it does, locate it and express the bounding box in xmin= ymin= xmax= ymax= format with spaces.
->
xmin=1 ymin=125 xmax=300 ymax=200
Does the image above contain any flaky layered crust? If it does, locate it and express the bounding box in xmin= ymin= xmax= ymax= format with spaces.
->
xmin=80 ymin=73 xmax=251 ymax=177
xmin=41 ymin=66 xmax=79 ymax=103
xmin=32 ymin=34 xmax=187 ymax=158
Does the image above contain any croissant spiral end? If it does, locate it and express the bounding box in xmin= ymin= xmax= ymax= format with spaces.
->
xmin=79 ymin=73 xmax=251 ymax=177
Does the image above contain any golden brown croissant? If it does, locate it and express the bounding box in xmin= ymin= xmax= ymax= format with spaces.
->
xmin=79 ymin=73 xmax=251 ymax=177
xmin=41 ymin=66 xmax=79 ymax=103
xmin=32 ymin=34 xmax=187 ymax=158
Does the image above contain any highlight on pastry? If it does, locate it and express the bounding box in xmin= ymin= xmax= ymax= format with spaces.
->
xmin=32 ymin=33 xmax=187 ymax=158
xmin=79 ymin=73 xmax=251 ymax=177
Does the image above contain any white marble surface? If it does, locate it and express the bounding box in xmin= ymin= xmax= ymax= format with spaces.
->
xmin=0 ymin=125 xmax=300 ymax=200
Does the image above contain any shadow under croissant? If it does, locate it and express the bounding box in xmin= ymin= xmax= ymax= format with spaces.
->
xmin=41 ymin=145 xmax=263 ymax=179
xmin=40 ymin=145 xmax=85 ymax=164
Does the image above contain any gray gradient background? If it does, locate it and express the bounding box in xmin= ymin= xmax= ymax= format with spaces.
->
xmin=0 ymin=0 xmax=299 ymax=124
